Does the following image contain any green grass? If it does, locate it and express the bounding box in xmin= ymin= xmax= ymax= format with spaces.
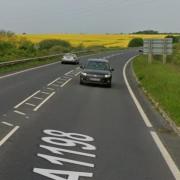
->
xmin=133 ymin=55 xmax=180 ymax=126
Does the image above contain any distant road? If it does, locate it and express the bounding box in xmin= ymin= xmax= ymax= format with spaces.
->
xmin=0 ymin=49 xmax=179 ymax=180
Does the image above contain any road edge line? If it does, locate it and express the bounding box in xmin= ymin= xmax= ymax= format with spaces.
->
xmin=123 ymin=56 xmax=180 ymax=180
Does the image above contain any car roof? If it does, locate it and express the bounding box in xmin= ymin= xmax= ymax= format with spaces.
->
xmin=87 ymin=58 xmax=109 ymax=63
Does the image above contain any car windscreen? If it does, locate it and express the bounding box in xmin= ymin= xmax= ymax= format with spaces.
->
xmin=85 ymin=61 xmax=110 ymax=71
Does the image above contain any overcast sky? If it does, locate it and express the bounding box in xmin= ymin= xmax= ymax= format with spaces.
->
xmin=0 ymin=0 xmax=179 ymax=34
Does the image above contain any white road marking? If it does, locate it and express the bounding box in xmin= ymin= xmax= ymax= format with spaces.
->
xmin=14 ymin=110 xmax=26 ymax=116
xmin=14 ymin=90 xmax=40 ymax=109
xmin=33 ymin=96 xmax=44 ymax=100
xmin=0 ymin=61 xmax=61 ymax=80
xmin=1 ymin=122 xmax=14 ymax=127
xmin=46 ymin=87 xmax=55 ymax=91
xmin=50 ymin=84 xmax=60 ymax=87
xmin=62 ymin=76 xmax=71 ymax=79
xmin=33 ymin=92 xmax=55 ymax=111
xmin=47 ymin=78 xmax=61 ymax=86
xmin=75 ymin=71 xmax=81 ymax=76
xmin=25 ymin=102 xmax=36 ymax=107
xmin=33 ymin=169 xmax=93 ymax=180
xmin=0 ymin=126 xmax=19 ymax=146
xmin=65 ymin=70 xmax=74 ymax=76
xmin=41 ymin=91 xmax=50 ymax=95
xmin=123 ymin=56 xmax=180 ymax=180
xmin=60 ymin=78 xmax=72 ymax=87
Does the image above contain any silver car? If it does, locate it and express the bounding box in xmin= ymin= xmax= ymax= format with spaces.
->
xmin=61 ymin=53 xmax=79 ymax=64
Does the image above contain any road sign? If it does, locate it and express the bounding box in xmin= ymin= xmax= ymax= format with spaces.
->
xmin=143 ymin=38 xmax=173 ymax=64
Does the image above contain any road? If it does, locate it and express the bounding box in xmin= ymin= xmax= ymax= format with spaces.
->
xmin=0 ymin=49 xmax=179 ymax=180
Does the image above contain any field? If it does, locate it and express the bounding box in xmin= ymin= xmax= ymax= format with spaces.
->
xmin=19 ymin=34 xmax=166 ymax=48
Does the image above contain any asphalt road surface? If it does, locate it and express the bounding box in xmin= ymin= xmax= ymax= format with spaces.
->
xmin=0 ymin=49 xmax=179 ymax=180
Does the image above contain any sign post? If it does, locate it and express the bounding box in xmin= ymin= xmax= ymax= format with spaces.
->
xmin=143 ymin=38 xmax=173 ymax=64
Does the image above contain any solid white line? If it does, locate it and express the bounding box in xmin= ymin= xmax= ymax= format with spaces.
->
xmin=14 ymin=110 xmax=26 ymax=116
xmin=33 ymin=92 xmax=55 ymax=111
xmin=0 ymin=61 xmax=61 ymax=80
xmin=65 ymin=70 xmax=74 ymax=76
xmin=1 ymin=122 xmax=14 ymax=127
xmin=33 ymin=96 xmax=44 ymax=100
xmin=25 ymin=103 xmax=36 ymax=107
xmin=123 ymin=56 xmax=180 ymax=180
xmin=47 ymin=77 xmax=61 ymax=86
xmin=60 ymin=78 xmax=72 ymax=87
xmin=151 ymin=131 xmax=180 ymax=179
xmin=14 ymin=90 xmax=40 ymax=109
xmin=0 ymin=126 xmax=19 ymax=146
xmin=75 ymin=71 xmax=81 ymax=76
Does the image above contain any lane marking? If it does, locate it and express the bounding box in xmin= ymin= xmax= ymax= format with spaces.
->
xmin=50 ymin=84 xmax=59 ymax=87
xmin=14 ymin=90 xmax=40 ymax=109
xmin=123 ymin=56 xmax=180 ymax=179
xmin=41 ymin=91 xmax=50 ymax=95
xmin=60 ymin=78 xmax=72 ymax=87
xmin=33 ymin=92 xmax=55 ymax=111
xmin=0 ymin=61 xmax=61 ymax=80
xmin=48 ymin=78 xmax=61 ymax=86
xmin=25 ymin=102 xmax=36 ymax=107
xmin=1 ymin=122 xmax=14 ymax=127
xmin=14 ymin=110 xmax=26 ymax=116
xmin=33 ymin=96 xmax=44 ymax=100
xmin=46 ymin=87 xmax=55 ymax=91
xmin=0 ymin=126 xmax=19 ymax=146
xmin=75 ymin=71 xmax=81 ymax=76
xmin=65 ymin=70 xmax=74 ymax=76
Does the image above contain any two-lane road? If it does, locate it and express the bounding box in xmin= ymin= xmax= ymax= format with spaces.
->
xmin=0 ymin=49 xmax=179 ymax=180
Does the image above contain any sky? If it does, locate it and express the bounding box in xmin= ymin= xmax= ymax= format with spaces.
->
xmin=0 ymin=0 xmax=179 ymax=34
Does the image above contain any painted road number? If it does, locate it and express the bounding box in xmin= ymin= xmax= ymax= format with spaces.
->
xmin=33 ymin=130 xmax=96 ymax=180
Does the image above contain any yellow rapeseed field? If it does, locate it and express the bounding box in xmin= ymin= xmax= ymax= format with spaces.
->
xmin=19 ymin=34 xmax=166 ymax=48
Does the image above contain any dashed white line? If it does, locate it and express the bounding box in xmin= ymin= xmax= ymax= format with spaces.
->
xmin=60 ymin=78 xmax=72 ymax=87
xmin=1 ymin=122 xmax=14 ymax=127
xmin=123 ymin=56 xmax=180 ymax=180
xmin=47 ymin=77 xmax=61 ymax=86
xmin=33 ymin=92 xmax=55 ymax=111
xmin=0 ymin=126 xmax=19 ymax=146
xmin=14 ymin=110 xmax=26 ymax=116
xmin=14 ymin=90 xmax=40 ymax=109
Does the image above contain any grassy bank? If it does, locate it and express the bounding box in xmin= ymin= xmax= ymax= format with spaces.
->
xmin=133 ymin=46 xmax=180 ymax=126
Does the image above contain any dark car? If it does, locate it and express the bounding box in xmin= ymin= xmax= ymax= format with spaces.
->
xmin=80 ymin=59 xmax=114 ymax=87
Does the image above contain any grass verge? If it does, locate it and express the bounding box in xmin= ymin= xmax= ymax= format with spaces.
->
xmin=133 ymin=55 xmax=180 ymax=126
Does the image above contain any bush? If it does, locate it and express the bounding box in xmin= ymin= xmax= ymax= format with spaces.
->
xmin=39 ymin=39 xmax=72 ymax=50
xmin=49 ymin=45 xmax=71 ymax=53
xmin=18 ymin=39 xmax=36 ymax=54
xmin=128 ymin=38 xmax=143 ymax=47
xmin=0 ymin=41 xmax=16 ymax=56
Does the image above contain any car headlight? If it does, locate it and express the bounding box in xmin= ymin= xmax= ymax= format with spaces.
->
xmin=105 ymin=74 xmax=111 ymax=78
xmin=81 ymin=72 xmax=87 ymax=76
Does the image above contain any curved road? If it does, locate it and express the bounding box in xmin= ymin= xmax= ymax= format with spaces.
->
xmin=0 ymin=49 xmax=179 ymax=180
